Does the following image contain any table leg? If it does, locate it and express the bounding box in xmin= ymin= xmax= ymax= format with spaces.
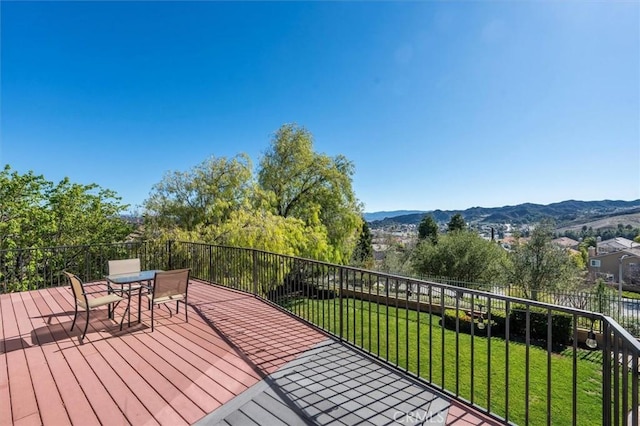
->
xmin=107 ymin=283 xmax=113 ymax=320
xmin=137 ymin=287 xmax=142 ymax=324
xmin=119 ymin=292 xmax=130 ymax=331
xmin=127 ymin=286 xmax=132 ymax=327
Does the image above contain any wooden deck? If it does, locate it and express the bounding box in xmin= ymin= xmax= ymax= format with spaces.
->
xmin=1 ymin=281 xmax=499 ymax=425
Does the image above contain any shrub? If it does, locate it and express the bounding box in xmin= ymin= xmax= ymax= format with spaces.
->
xmin=441 ymin=306 xmax=572 ymax=347
xmin=509 ymin=305 xmax=573 ymax=346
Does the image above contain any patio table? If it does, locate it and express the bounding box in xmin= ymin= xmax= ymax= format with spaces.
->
xmin=106 ymin=270 xmax=162 ymax=328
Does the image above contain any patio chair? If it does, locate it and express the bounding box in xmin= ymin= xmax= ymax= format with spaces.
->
xmin=108 ymin=258 xmax=146 ymax=321
xmin=63 ymin=271 xmax=124 ymax=340
xmin=108 ymin=258 xmax=141 ymax=276
xmin=146 ymin=269 xmax=191 ymax=331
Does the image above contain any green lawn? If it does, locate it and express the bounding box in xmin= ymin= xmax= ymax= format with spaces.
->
xmin=285 ymin=297 xmax=626 ymax=426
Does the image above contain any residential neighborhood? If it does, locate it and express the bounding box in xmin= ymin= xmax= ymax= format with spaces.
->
xmin=371 ymin=219 xmax=640 ymax=288
xmin=588 ymin=242 xmax=640 ymax=285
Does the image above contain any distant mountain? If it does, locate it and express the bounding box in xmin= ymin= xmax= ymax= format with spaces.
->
xmin=367 ymin=199 xmax=640 ymax=228
xmin=363 ymin=210 xmax=426 ymax=222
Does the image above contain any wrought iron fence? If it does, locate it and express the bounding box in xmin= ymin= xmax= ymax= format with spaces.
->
xmin=1 ymin=241 xmax=639 ymax=425
xmin=0 ymin=241 xmax=168 ymax=293
xmin=174 ymin=242 xmax=639 ymax=426
xmin=410 ymin=274 xmax=640 ymax=336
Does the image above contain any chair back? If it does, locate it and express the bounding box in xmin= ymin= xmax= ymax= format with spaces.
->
xmin=153 ymin=269 xmax=190 ymax=300
xmin=63 ymin=271 xmax=88 ymax=307
xmin=108 ymin=258 xmax=141 ymax=276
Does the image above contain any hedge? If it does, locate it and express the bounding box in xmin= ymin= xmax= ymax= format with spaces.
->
xmin=442 ymin=305 xmax=573 ymax=347
xmin=509 ymin=305 xmax=573 ymax=345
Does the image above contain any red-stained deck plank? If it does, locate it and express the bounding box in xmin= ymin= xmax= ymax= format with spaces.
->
xmin=15 ymin=291 xmax=70 ymax=426
xmin=25 ymin=289 xmax=101 ymax=426
xmin=5 ymin=344 xmax=36 ymax=423
xmin=61 ymin=290 xmax=204 ymax=425
xmin=43 ymin=288 xmax=132 ymax=426
xmin=147 ymin=328 xmax=253 ymax=395
xmin=0 ymin=294 xmax=13 ymax=426
xmin=0 ymin=352 xmax=12 ymax=426
xmin=3 ymin=293 xmax=39 ymax=424
xmin=123 ymin=328 xmax=229 ymax=410
xmin=47 ymin=286 xmax=161 ymax=426
xmin=102 ymin=338 xmax=205 ymax=424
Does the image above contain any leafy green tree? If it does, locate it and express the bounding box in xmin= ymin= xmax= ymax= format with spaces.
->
xmin=418 ymin=215 xmax=438 ymax=244
xmin=0 ymin=165 xmax=132 ymax=291
xmin=505 ymin=220 xmax=583 ymax=300
xmin=447 ymin=213 xmax=466 ymax=233
xmin=0 ymin=165 xmax=132 ymax=250
xmin=411 ymin=231 xmax=506 ymax=284
xmin=577 ymin=236 xmax=597 ymax=266
xmin=0 ymin=166 xmax=52 ymax=250
xmin=379 ymin=245 xmax=413 ymax=276
xmin=351 ymin=220 xmax=374 ymax=268
xmin=257 ymin=123 xmax=362 ymax=263
xmin=47 ymin=178 xmax=133 ymax=246
xmin=144 ymin=154 xmax=253 ymax=232
xmin=581 ymin=236 xmax=597 ymax=249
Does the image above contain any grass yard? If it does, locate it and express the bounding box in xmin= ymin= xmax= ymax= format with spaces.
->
xmin=285 ymin=297 xmax=621 ymax=426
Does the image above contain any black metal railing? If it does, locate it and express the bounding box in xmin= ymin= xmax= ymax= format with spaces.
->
xmin=171 ymin=241 xmax=640 ymax=426
xmin=1 ymin=240 xmax=639 ymax=425
xmin=411 ymin=274 xmax=640 ymax=335
xmin=0 ymin=241 xmax=168 ymax=293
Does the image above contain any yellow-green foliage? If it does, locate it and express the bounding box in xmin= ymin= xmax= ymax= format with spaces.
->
xmin=151 ymin=208 xmax=336 ymax=262
xmin=143 ymin=124 xmax=363 ymax=264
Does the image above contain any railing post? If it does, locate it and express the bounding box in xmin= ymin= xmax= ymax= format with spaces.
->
xmin=602 ymin=320 xmax=611 ymax=423
xmin=208 ymin=245 xmax=213 ymax=284
xmin=84 ymin=245 xmax=90 ymax=282
xmin=252 ymin=249 xmax=258 ymax=296
xmin=339 ymin=267 xmax=344 ymax=340
xmin=168 ymin=240 xmax=173 ymax=270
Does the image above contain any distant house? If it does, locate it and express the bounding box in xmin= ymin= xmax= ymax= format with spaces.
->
xmin=552 ymin=237 xmax=580 ymax=250
xmin=596 ymin=237 xmax=640 ymax=255
xmin=500 ymin=235 xmax=528 ymax=245
xmin=588 ymin=248 xmax=640 ymax=284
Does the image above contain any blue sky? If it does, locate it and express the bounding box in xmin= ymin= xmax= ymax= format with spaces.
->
xmin=2 ymin=1 xmax=638 ymax=213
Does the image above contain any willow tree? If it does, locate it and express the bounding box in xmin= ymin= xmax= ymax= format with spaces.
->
xmin=144 ymin=154 xmax=253 ymax=232
xmin=258 ymin=124 xmax=362 ymax=263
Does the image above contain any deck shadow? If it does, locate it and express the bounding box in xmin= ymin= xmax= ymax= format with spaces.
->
xmin=191 ymin=289 xmax=454 ymax=425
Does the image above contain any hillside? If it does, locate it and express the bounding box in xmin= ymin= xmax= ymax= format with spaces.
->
xmin=367 ymin=199 xmax=640 ymax=228
xmin=555 ymin=211 xmax=640 ymax=233
xmin=363 ymin=210 xmax=426 ymax=221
